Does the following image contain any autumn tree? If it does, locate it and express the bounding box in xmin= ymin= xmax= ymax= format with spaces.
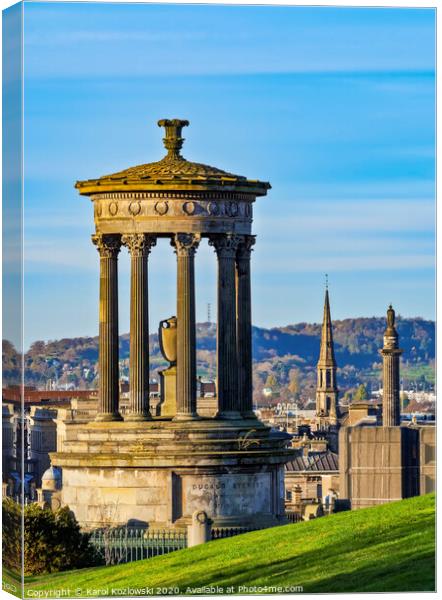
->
xmin=353 ymin=384 xmax=368 ymax=402
xmin=288 ymin=370 xmax=300 ymax=399
xmin=265 ymin=373 xmax=278 ymax=389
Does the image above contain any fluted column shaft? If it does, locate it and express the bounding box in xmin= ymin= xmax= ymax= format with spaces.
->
xmin=122 ymin=234 xmax=156 ymax=421
xmin=173 ymin=233 xmax=201 ymax=420
xmin=381 ymin=350 xmax=401 ymax=426
xmin=92 ymin=234 xmax=122 ymax=421
xmin=236 ymin=235 xmax=255 ymax=418
xmin=210 ymin=234 xmax=242 ymax=419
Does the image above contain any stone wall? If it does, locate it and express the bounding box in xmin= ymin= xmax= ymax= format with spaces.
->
xmin=339 ymin=425 xmax=420 ymax=509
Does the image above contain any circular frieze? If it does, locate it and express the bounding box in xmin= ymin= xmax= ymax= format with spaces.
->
xmin=229 ymin=202 xmax=239 ymax=217
xmin=95 ymin=203 xmax=102 ymax=218
xmin=109 ymin=202 xmax=118 ymax=216
xmin=129 ymin=201 xmax=141 ymax=216
xmin=154 ymin=201 xmax=169 ymax=215
xmin=182 ymin=201 xmax=196 ymax=215
xmin=245 ymin=203 xmax=252 ymax=217
xmin=208 ymin=202 xmax=220 ymax=216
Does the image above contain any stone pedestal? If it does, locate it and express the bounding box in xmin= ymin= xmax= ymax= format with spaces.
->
xmin=51 ymin=419 xmax=292 ymax=530
xmin=339 ymin=425 xmax=419 ymax=509
xmin=187 ymin=511 xmax=211 ymax=547
xmin=158 ymin=366 xmax=177 ymax=417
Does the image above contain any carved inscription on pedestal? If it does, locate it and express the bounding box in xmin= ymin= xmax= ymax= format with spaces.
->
xmin=176 ymin=473 xmax=272 ymax=518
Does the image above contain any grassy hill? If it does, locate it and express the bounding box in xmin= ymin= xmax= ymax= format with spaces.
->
xmin=23 ymin=494 xmax=435 ymax=596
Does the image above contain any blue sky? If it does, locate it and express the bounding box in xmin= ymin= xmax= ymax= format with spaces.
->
xmin=19 ymin=2 xmax=435 ymax=348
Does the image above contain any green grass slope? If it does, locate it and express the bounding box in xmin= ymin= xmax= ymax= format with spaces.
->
xmin=24 ymin=494 xmax=435 ymax=596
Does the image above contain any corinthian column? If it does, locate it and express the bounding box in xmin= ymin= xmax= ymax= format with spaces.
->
xmin=236 ymin=235 xmax=256 ymax=418
xmin=122 ymin=233 xmax=156 ymax=421
xmin=209 ymin=233 xmax=242 ymax=419
xmin=172 ymin=233 xmax=201 ymax=420
xmin=92 ymin=233 xmax=122 ymax=421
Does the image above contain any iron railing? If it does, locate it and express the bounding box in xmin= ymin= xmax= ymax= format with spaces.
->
xmin=285 ymin=511 xmax=303 ymax=524
xmin=89 ymin=528 xmax=187 ymax=565
xmin=211 ymin=526 xmax=257 ymax=540
xmin=89 ymin=523 xmax=282 ymax=565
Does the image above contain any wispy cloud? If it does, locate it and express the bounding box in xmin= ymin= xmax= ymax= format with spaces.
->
xmin=25 ymin=30 xmax=210 ymax=45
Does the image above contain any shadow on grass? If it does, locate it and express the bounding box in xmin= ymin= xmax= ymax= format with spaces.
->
xmin=305 ymin=551 xmax=436 ymax=593
xmin=158 ymin=514 xmax=435 ymax=593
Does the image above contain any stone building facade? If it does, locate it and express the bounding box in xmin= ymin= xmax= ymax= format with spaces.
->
xmin=285 ymin=451 xmax=339 ymax=503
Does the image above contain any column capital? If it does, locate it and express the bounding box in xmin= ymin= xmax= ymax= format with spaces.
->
xmin=122 ymin=233 xmax=157 ymax=257
xmin=172 ymin=233 xmax=201 ymax=257
xmin=209 ymin=233 xmax=242 ymax=258
xmin=92 ymin=233 xmax=121 ymax=258
xmin=238 ymin=234 xmax=256 ymax=255
xmin=236 ymin=235 xmax=256 ymax=272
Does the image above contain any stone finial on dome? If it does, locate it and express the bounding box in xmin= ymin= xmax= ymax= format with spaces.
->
xmin=158 ymin=119 xmax=189 ymax=159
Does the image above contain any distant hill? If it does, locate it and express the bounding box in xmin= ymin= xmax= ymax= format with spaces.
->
xmin=2 ymin=317 xmax=435 ymax=401
xmin=23 ymin=494 xmax=435 ymax=594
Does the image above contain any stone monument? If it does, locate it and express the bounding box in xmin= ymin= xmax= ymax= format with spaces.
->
xmin=51 ymin=119 xmax=295 ymax=530
xmin=339 ymin=305 xmax=421 ymax=509
xmin=380 ymin=305 xmax=403 ymax=427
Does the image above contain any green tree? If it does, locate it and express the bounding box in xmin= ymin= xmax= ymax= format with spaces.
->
xmin=353 ymin=384 xmax=368 ymax=402
xmin=0 ymin=501 xmax=102 ymax=575
xmin=2 ymin=498 xmax=21 ymax=573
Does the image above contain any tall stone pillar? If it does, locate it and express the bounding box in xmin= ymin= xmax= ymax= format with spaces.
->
xmin=380 ymin=305 xmax=403 ymax=427
xmin=210 ymin=234 xmax=242 ymax=419
xmin=122 ymin=233 xmax=156 ymax=421
xmin=173 ymin=233 xmax=201 ymax=420
xmin=92 ymin=233 xmax=122 ymax=421
xmin=236 ymin=235 xmax=256 ymax=418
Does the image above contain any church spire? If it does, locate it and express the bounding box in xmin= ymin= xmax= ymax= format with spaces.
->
xmin=318 ymin=287 xmax=336 ymax=366
xmin=316 ymin=281 xmax=339 ymax=424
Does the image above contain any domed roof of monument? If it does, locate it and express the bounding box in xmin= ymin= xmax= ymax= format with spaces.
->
xmin=42 ymin=466 xmax=62 ymax=482
xmin=75 ymin=119 xmax=270 ymax=196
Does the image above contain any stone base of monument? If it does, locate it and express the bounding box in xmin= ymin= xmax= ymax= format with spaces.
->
xmin=196 ymin=395 xmax=218 ymax=418
xmin=51 ymin=418 xmax=294 ymax=530
xmin=158 ymin=366 xmax=177 ymax=417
